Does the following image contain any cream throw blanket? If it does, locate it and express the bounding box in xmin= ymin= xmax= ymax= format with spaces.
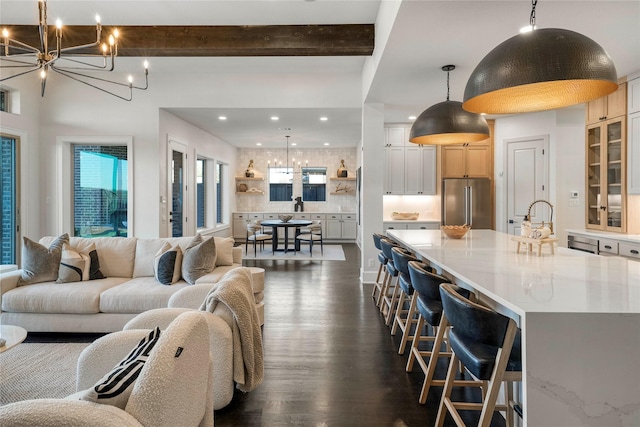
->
xmin=199 ymin=267 xmax=264 ymax=392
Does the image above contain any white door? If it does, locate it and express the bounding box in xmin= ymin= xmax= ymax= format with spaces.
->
xmin=168 ymin=139 xmax=188 ymax=237
xmin=506 ymin=136 xmax=549 ymax=235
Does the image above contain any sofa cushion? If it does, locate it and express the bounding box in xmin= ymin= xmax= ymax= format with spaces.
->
xmin=57 ymin=244 xmax=91 ymax=283
xmin=133 ymin=239 xmax=168 ymax=278
xmin=214 ymin=237 xmax=234 ymax=266
xmin=182 ymin=234 xmax=217 ymax=285
xmin=79 ymin=327 xmax=161 ymax=409
xmin=2 ymin=277 xmax=128 ymax=314
xmin=193 ymin=264 xmax=240 ymax=285
xmin=154 ymin=243 xmax=183 ymax=285
xmin=18 ymin=234 xmax=69 ymax=286
xmin=100 ymin=277 xmax=189 ymax=313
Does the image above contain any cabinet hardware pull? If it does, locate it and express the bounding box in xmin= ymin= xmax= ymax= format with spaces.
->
xmin=631 ymin=250 xmax=639 ymax=255
xmin=605 ymin=245 xmax=612 ymax=249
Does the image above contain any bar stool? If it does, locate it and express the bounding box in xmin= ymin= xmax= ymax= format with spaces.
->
xmin=379 ymin=239 xmax=408 ymax=322
xmin=436 ymin=283 xmax=522 ymax=427
xmin=376 ymin=237 xmax=399 ymax=310
xmin=406 ymin=261 xmax=470 ymax=404
xmin=371 ymin=233 xmax=387 ymax=304
xmin=389 ymin=247 xmax=419 ymax=344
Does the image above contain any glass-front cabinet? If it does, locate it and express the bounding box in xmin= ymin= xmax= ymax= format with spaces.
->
xmin=586 ymin=117 xmax=626 ymax=232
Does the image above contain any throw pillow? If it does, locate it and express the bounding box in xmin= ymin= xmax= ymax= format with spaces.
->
xmin=57 ymin=244 xmax=91 ymax=283
xmin=153 ymin=242 xmax=183 ymax=285
xmin=79 ymin=327 xmax=161 ymax=409
xmin=84 ymin=242 xmax=106 ymax=280
xmin=17 ymin=233 xmax=69 ymax=286
xmin=214 ymin=236 xmax=235 ymax=266
xmin=182 ymin=234 xmax=217 ymax=285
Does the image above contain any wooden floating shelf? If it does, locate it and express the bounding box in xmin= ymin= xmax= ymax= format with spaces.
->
xmin=236 ymin=191 xmax=264 ymax=195
xmin=235 ymin=177 xmax=264 ymax=181
xmin=330 ymin=191 xmax=355 ymax=195
xmin=330 ymin=177 xmax=356 ymax=181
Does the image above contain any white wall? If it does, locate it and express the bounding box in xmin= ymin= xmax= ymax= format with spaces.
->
xmin=2 ymin=64 xmax=362 ymax=240
xmin=493 ymin=108 xmax=585 ymax=246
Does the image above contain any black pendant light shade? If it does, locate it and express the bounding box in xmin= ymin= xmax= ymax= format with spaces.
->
xmin=463 ymin=28 xmax=618 ymax=114
xmin=409 ymin=65 xmax=490 ymax=145
xmin=409 ymin=100 xmax=490 ymax=145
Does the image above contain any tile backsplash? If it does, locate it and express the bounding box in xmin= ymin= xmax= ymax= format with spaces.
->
xmin=237 ymin=147 xmax=358 ymax=213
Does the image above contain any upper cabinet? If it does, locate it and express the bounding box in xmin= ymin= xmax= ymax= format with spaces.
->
xmin=441 ymin=120 xmax=494 ymax=179
xmin=383 ymin=126 xmax=437 ymax=195
xmin=586 ymin=82 xmax=627 ymax=125
xmin=628 ymin=76 xmax=640 ymax=195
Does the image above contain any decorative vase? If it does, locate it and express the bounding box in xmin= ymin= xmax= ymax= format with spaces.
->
xmin=337 ymin=159 xmax=347 ymax=177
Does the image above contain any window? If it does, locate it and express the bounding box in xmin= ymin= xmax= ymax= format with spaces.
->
xmin=269 ymin=166 xmax=293 ymax=201
xmin=302 ymin=167 xmax=327 ymax=202
xmin=196 ymin=157 xmax=206 ymax=228
xmin=73 ymin=145 xmax=128 ymax=237
xmin=216 ymin=161 xmax=227 ymax=225
xmin=0 ymin=90 xmax=7 ymax=112
xmin=1 ymin=134 xmax=19 ymax=264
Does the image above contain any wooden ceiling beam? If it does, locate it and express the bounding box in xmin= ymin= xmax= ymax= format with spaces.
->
xmin=1 ymin=24 xmax=374 ymax=56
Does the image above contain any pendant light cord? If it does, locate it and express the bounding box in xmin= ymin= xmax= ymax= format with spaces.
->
xmin=446 ymin=69 xmax=450 ymax=101
xmin=530 ymin=0 xmax=537 ymax=27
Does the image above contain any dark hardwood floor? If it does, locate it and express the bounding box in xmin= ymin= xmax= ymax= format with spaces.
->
xmin=26 ymin=243 xmax=507 ymax=426
xmin=216 ymin=243 xmax=507 ymax=427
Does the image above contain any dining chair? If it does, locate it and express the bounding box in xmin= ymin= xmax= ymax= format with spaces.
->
xmin=246 ymin=220 xmax=273 ymax=256
xmin=295 ymin=221 xmax=323 ymax=256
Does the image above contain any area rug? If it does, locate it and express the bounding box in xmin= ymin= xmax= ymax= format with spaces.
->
xmin=241 ymin=244 xmax=345 ymax=261
xmin=0 ymin=342 xmax=88 ymax=406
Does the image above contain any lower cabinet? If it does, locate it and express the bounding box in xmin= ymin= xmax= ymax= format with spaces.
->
xmin=384 ymin=221 xmax=440 ymax=232
xmin=326 ymin=214 xmax=357 ymax=239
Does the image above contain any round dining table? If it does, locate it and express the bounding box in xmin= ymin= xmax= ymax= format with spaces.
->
xmin=260 ymin=219 xmax=312 ymax=253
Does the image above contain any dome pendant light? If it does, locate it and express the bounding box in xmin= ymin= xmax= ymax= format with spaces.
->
xmin=409 ymin=65 xmax=490 ymax=145
xmin=462 ymin=0 xmax=618 ymax=114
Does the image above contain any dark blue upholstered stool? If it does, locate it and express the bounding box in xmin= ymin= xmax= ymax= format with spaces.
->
xmin=377 ymin=237 xmax=401 ymax=313
xmin=371 ymin=233 xmax=387 ymax=304
xmin=389 ymin=247 xmax=419 ymax=343
xmin=436 ymin=283 xmax=522 ymax=427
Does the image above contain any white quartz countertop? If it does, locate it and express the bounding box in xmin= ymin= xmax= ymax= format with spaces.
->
xmin=566 ymin=228 xmax=640 ymax=243
xmin=387 ymin=229 xmax=640 ymax=316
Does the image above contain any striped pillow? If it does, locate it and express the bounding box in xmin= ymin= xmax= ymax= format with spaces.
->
xmin=79 ymin=327 xmax=161 ymax=409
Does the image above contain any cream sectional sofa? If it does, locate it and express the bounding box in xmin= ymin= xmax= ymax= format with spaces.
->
xmin=0 ymin=235 xmax=265 ymax=333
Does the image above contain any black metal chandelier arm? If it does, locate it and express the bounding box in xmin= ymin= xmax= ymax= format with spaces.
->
xmin=48 ymin=54 xmax=114 ymax=71
xmin=0 ymin=64 xmax=41 ymax=81
xmin=1 ymin=38 xmax=42 ymax=55
xmin=52 ymin=63 xmax=149 ymax=91
xmin=52 ymin=67 xmax=134 ymax=101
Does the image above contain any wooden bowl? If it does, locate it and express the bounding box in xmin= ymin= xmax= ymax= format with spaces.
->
xmin=441 ymin=225 xmax=470 ymax=239
xmin=391 ymin=212 xmax=419 ymax=220
xmin=278 ymin=214 xmax=293 ymax=223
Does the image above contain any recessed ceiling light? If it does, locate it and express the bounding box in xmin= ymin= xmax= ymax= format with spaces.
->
xmin=320 ymin=117 xmax=328 ymax=121
xmin=408 ymin=116 xmax=417 ymax=120
xmin=291 ymin=143 xmax=297 ymax=146
xmin=218 ymin=116 xmax=227 ymax=120
xmin=256 ymin=142 xmax=262 ymax=146
xmin=271 ymin=116 xmax=279 ymax=121
xmin=323 ymin=142 xmax=330 ymax=146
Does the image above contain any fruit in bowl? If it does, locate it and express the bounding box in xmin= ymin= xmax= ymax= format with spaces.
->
xmin=441 ymin=224 xmax=470 ymax=239
xmin=278 ymin=214 xmax=293 ymax=223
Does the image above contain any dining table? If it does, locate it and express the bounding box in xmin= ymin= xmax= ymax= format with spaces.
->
xmin=260 ymin=219 xmax=312 ymax=253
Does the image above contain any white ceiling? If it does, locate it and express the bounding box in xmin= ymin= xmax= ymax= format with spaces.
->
xmin=3 ymin=0 xmax=639 ymax=148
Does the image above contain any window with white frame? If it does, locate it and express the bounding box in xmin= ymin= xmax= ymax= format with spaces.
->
xmin=269 ymin=166 xmax=293 ymax=202
xmin=196 ymin=157 xmax=207 ymax=229
xmin=216 ymin=161 xmax=227 ymax=225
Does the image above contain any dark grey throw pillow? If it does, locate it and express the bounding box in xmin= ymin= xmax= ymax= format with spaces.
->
xmin=181 ymin=234 xmax=217 ymax=285
xmin=17 ymin=234 xmax=69 ymax=286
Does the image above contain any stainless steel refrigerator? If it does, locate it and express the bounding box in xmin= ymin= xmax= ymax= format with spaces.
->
xmin=442 ymin=178 xmax=492 ymax=229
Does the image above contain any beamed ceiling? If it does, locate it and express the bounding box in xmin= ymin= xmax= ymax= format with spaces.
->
xmin=3 ymin=24 xmax=375 ymax=57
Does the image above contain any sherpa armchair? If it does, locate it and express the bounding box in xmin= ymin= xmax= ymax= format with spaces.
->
xmin=0 ymin=311 xmax=214 ymax=427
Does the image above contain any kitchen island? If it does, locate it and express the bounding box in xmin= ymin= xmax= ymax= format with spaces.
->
xmin=387 ymin=229 xmax=640 ymax=427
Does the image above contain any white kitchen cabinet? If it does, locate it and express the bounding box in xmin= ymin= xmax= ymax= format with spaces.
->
xmin=628 ymin=111 xmax=640 ymax=194
xmin=326 ymin=213 xmax=356 ymax=239
xmin=383 ymin=145 xmax=405 ymax=195
xmin=628 ymin=76 xmax=640 ymax=114
xmin=384 ymin=221 xmax=440 ymax=231
xmin=404 ymin=145 xmax=437 ymax=195
xmin=384 ymin=126 xmax=437 ymax=195
xmin=233 ymin=213 xmax=249 ymax=240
